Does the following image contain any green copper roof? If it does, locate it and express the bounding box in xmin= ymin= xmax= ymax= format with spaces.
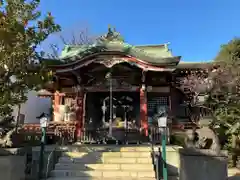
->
xmin=60 ymin=43 xmax=173 ymax=59
xmin=45 ymin=28 xmax=180 ymax=67
xmin=58 ymin=41 xmax=178 ymax=65
xmin=135 ymin=44 xmax=173 ymax=58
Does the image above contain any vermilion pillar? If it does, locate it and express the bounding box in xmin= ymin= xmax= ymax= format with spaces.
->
xmin=75 ymin=91 xmax=84 ymax=141
xmin=53 ymin=91 xmax=61 ymax=121
xmin=140 ymin=86 xmax=148 ymax=136
xmin=140 ymin=71 xmax=148 ymax=136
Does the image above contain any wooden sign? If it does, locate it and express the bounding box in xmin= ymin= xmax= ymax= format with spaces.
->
xmin=147 ymin=86 xmax=170 ymax=93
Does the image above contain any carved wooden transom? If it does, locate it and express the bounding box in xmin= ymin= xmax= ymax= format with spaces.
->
xmin=97 ymin=57 xmax=126 ymax=68
xmin=93 ymin=78 xmax=132 ymax=89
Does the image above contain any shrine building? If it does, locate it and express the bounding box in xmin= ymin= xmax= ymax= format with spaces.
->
xmin=21 ymin=29 xmax=212 ymax=144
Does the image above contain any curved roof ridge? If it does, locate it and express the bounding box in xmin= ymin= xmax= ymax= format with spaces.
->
xmin=179 ymin=61 xmax=213 ymax=64
xmin=135 ymin=42 xmax=170 ymax=48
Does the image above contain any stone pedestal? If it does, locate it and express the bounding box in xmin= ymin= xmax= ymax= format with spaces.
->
xmin=0 ymin=156 xmax=26 ymax=180
xmin=179 ymin=148 xmax=228 ymax=180
xmin=0 ymin=148 xmax=27 ymax=180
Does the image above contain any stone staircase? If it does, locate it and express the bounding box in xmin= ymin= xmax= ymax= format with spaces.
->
xmin=46 ymin=146 xmax=180 ymax=180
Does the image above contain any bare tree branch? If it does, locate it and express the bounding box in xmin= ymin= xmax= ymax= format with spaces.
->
xmin=47 ymin=27 xmax=99 ymax=59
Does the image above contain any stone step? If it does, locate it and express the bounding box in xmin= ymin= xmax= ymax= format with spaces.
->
xmin=104 ymin=157 xmax=152 ymax=164
xmin=62 ymin=152 xmax=88 ymax=158
xmin=46 ymin=177 xmax=157 ymax=180
xmin=47 ymin=176 xmax=179 ymax=180
xmin=55 ymin=163 xmax=154 ymax=171
xmin=102 ymin=146 xmax=181 ymax=152
xmin=62 ymin=151 xmax=152 ymax=158
xmin=59 ymin=149 xmax=179 ymax=165
xmin=58 ymin=157 xmax=152 ymax=164
xmin=50 ymin=170 xmax=155 ymax=178
xmin=58 ymin=156 xmax=102 ymax=164
xmin=50 ymin=145 xmax=181 ymax=153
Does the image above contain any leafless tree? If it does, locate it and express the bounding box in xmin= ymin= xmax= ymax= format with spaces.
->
xmin=60 ymin=27 xmax=98 ymax=46
xmin=46 ymin=26 xmax=99 ymax=59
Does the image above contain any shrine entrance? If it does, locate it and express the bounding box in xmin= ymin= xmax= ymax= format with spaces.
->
xmin=84 ymin=92 xmax=141 ymax=143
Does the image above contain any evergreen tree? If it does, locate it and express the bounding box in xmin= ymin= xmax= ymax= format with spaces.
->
xmin=0 ymin=0 xmax=60 ymax=147
xmin=215 ymin=38 xmax=240 ymax=63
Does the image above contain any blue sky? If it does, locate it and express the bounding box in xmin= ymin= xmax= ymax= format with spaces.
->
xmin=39 ymin=0 xmax=239 ymax=62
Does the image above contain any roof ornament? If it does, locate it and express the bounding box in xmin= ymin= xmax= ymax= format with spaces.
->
xmin=98 ymin=25 xmax=124 ymax=42
xmin=164 ymin=42 xmax=170 ymax=50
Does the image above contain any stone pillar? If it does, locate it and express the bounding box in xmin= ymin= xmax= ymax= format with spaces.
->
xmin=0 ymin=148 xmax=27 ymax=180
xmin=179 ymin=148 xmax=228 ymax=180
xmin=140 ymin=71 xmax=148 ymax=136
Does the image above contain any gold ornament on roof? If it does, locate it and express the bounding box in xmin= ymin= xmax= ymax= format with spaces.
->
xmin=99 ymin=25 xmax=124 ymax=42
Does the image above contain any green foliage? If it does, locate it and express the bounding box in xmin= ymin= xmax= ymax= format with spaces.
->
xmin=170 ymin=134 xmax=186 ymax=147
xmin=215 ymin=38 xmax=240 ymax=63
xmin=181 ymin=37 xmax=240 ymax=156
xmin=210 ymin=57 xmax=240 ymax=137
xmin=0 ymin=0 xmax=61 ymax=117
xmin=206 ymin=39 xmax=240 ymax=160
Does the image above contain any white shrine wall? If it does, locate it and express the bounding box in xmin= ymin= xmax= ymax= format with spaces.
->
xmin=12 ymin=91 xmax=52 ymax=123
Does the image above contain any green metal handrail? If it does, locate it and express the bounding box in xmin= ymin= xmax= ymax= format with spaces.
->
xmin=44 ymin=146 xmax=57 ymax=180
xmin=149 ymin=129 xmax=160 ymax=180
